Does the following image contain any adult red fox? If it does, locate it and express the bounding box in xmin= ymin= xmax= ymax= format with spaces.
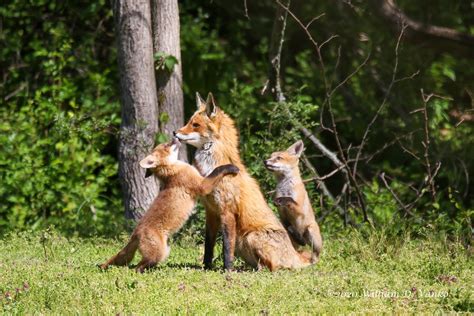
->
xmin=99 ymin=138 xmax=239 ymax=272
xmin=265 ymin=140 xmax=323 ymax=263
xmin=174 ymin=93 xmax=311 ymax=271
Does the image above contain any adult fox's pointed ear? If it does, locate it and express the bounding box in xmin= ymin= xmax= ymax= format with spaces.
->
xmin=205 ymin=92 xmax=219 ymax=118
xmin=196 ymin=92 xmax=206 ymax=110
xmin=287 ymin=140 xmax=305 ymax=157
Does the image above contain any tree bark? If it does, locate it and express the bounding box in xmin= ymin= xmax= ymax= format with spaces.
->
xmin=151 ymin=0 xmax=186 ymax=160
xmin=114 ymin=0 xmax=160 ymax=220
xmin=370 ymin=0 xmax=474 ymax=58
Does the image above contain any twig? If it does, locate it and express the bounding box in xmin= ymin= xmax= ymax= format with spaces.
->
xmin=380 ymin=172 xmax=413 ymax=216
xmin=4 ymin=82 xmax=27 ymax=101
xmin=276 ymin=0 xmax=370 ymax=223
xmin=300 ymin=127 xmax=343 ymax=168
xmin=326 ymin=98 xmax=370 ymax=222
xmin=396 ymin=138 xmax=421 ymax=161
xmin=243 ymin=0 xmax=249 ymax=19
xmin=267 ymin=0 xmax=291 ymax=103
xmin=304 ymin=164 xmax=345 ymax=181
xmin=301 ymin=154 xmax=350 ymax=222
xmin=363 ymin=129 xmax=421 ymax=163
xmin=306 ymin=14 xmax=325 ymax=29
xmin=275 ymin=0 xmax=328 ymax=90
xmin=420 ymin=89 xmax=439 ymax=201
xmin=352 ymin=24 xmax=407 ymax=178
xmin=405 ymin=161 xmax=441 ymax=211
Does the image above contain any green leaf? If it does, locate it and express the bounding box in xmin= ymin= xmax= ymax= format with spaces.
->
xmin=155 ymin=132 xmax=169 ymax=145
xmin=164 ymin=55 xmax=179 ymax=72
xmin=159 ymin=112 xmax=170 ymax=124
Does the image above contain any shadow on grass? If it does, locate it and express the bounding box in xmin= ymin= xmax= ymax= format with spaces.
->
xmin=97 ymin=261 xmax=255 ymax=273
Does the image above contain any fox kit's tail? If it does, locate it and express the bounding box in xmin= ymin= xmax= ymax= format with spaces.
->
xmin=99 ymin=234 xmax=139 ymax=269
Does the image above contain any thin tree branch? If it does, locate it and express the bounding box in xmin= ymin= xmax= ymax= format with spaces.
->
xmin=266 ymin=0 xmax=291 ymax=102
xmin=276 ymin=0 xmax=370 ymax=223
xmin=370 ymin=0 xmax=474 ymax=59
xmin=380 ymin=172 xmax=413 ymax=216
xmin=352 ymin=24 xmax=406 ymax=178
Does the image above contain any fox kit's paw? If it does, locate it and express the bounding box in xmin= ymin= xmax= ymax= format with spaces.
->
xmin=98 ymin=263 xmax=108 ymax=270
xmin=310 ymin=254 xmax=319 ymax=264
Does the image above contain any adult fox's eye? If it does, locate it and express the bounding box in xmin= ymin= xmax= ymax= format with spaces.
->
xmin=192 ymin=123 xmax=200 ymax=128
xmin=276 ymin=157 xmax=281 ymax=161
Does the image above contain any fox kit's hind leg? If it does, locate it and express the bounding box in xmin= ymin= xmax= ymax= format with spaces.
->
xmin=99 ymin=235 xmax=139 ymax=269
xmin=303 ymin=224 xmax=323 ymax=263
xmin=274 ymin=197 xmax=306 ymax=246
xmin=135 ymin=233 xmax=169 ymax=273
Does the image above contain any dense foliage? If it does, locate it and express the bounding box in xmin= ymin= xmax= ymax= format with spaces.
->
xmin=1 ymin=1 xmax=472 ymax=239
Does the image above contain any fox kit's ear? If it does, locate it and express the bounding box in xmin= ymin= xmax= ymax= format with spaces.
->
xmin=139 ymin=155 xmax=158 ymax=169
xmin=196 ymin=92 xmax=206 ymax=110
xmin=206 ymin=92 xmax=219 ymax=118
xmin=287 ymin=140 xmax=304 ymax=157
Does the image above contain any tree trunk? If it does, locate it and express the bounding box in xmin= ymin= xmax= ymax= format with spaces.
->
xmin=114 ymin=0 xmax=160 ymax=220
xmin=151 ymin=0 xmax=187 ymax=160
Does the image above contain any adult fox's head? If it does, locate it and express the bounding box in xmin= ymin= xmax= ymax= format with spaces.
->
xmin=264 ymin=140 xmax=305 ymax=175
xmin=140 ymin=138 xmax=182 ymax=177
xmin=174 ymin=93 xmax=237 ymax=149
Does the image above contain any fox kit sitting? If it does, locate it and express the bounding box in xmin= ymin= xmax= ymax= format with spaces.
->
xmin=100 ymin=138 xmax=239 ymax=272
xmin=264 ymin=140 xmax=323 ymax=263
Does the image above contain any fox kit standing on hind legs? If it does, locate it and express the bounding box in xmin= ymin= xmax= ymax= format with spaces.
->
xmin=175 ymin=93 xmax=311 ymax=271
xmin=99 ymin=138 xmax=239 ymax=273
xmin=265 ymin=140 xmax=323 ymax=263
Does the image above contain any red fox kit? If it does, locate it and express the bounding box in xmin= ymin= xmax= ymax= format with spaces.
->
xmin=265 ymin=140 xmax=323 ymax=263
xmin=99 ymin=138 xmax=239 ymax=272
xmin=174 ymin=93 xmax=311 ymax=271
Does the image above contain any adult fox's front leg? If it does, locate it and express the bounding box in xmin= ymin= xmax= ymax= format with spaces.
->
xmin=221 ymin=210 xmax=237 ymax=270
xmin=204 ymin=210 xmax=220 ymax=269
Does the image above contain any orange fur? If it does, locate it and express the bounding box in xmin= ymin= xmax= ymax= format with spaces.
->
xmin=99 ymin=139 xmax=238 ymax=272
xmin=175 ymin=93 xmax=310 ymax=271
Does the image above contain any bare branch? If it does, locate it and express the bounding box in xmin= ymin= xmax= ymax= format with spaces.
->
xmin=380 ymin=172 xmax=413 ymax=216
xmin=305 ymin=164 xmax=346 ymax=181
xmin=370 ymin=0 xmax=474 ymax=59
xmin=267 ymin=0 xmax=290 ymax=102
xmin=243 ymin=0 xmax=249 ymax=19
xmin=276 ymin=0 xmax=371 ymax=223
xmin=352 ymin=24 xmax=407 ymax=179
xmin=301 ymin=154 xmax=350 ymax=223
xmin=420 ymin=89 xmax=438 ymax=201
xmin=300 ymin=127 xmax=343 ymax=168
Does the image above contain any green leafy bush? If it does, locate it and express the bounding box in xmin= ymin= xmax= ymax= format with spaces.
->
xmin=0 ymin=0 xmax=122 ymax=235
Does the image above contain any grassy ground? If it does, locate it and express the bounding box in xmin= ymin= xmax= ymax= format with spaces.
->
xmin=0 ymin=230 xmax=472 ymax=314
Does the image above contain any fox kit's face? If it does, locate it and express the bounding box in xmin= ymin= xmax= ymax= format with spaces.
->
xmin=174 ymin=93 xmax=219 ymax=148
xmin=140 ymin=138 xmax=181 ymax=176
xmin=264 ymin=140 xmax=304 ymax=176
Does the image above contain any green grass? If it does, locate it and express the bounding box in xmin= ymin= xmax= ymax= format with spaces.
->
xmin=1 ymin=230 xmax=472 ymax=314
